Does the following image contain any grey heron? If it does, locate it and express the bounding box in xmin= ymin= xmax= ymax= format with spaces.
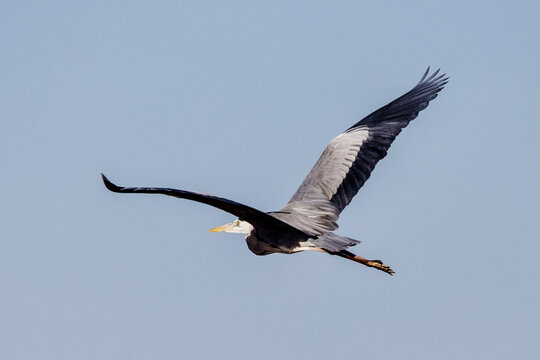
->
xmin=102 ymin=68 xmax=448 ymax=275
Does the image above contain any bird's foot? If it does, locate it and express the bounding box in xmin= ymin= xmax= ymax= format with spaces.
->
xmin=367 ymin=260 xmax=395 ymax=275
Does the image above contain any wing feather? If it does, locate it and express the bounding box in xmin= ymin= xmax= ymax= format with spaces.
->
xmin=282 ymin=68 xmax=448 ymax=234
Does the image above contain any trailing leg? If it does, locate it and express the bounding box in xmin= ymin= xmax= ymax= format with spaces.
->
xmin=333 ymin=250 xmax=395 ymax=275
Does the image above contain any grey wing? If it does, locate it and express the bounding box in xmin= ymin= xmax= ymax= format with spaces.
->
xmin=281 ymin=68 xmax=448 ymax=235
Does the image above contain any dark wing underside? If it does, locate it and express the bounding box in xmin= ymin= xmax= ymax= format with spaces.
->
xmin=282 ymin=68 xmax=448 ymax=235
xmin=101 ymin=174 xmax=308 ymax=249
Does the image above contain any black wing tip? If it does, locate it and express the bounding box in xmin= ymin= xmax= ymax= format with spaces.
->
xmin=419 ymin=66 xmax=431 ymax=83
xmin=420 ymin=66 xmax=449 ymax=86
xmin=101 ymin=173 xmax=123 ymax=192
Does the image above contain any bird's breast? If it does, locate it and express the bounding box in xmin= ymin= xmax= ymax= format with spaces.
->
xmin=244 ymin=230 xmax=305 ymax=256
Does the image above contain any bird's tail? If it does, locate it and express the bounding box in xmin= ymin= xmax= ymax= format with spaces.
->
xmin=310 ymin=233 xmax=360 ymax=252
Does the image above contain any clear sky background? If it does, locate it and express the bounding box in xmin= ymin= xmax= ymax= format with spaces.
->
xmin=1 ymin=1 xmax=539 ymax=359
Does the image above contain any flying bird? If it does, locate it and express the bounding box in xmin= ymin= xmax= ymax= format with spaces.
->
xmin=102 ymin=68 xmax=448 ymax=275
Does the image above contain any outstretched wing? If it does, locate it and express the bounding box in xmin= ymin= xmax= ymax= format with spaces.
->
xmin=282 ymin=68 xmax=448 ymax=234
xmin=101 ymin=174 xmax=308 ymax=248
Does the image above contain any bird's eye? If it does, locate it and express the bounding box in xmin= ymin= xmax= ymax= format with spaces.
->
xmin=234 ymin=220 xmax=240 ymax=226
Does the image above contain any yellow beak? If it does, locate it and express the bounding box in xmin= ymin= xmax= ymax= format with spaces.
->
xmin=208 ymin=225 xmax=228 ymax=232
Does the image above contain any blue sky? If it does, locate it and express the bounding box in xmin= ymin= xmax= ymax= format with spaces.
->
xmin=1 ymin=1 xmax=539 ymax=359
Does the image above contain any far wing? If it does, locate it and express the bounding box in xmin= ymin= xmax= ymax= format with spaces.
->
xmin=282 ymin=68 xmax=448 ymax=234
xmin=101 ymin=174 xmax=308 ymax=249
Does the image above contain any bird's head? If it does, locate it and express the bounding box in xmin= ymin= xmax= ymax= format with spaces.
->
xmin=209 ymin=219 xmax=253 ymax=234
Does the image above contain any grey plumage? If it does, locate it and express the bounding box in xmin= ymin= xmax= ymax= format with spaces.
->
xmin=282 ymin=68 xmax=447 ymax=235
xmin=102 ymin=68 xmax=448 ymax=275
